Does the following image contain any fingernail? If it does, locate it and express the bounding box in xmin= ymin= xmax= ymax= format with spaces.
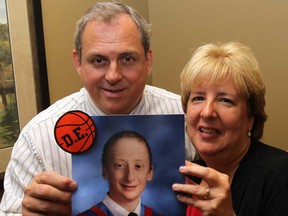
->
xmin=172 ymin=183 xmax=179 ymax=190
xmin=179 ymin=166 xmax=186 ymax=171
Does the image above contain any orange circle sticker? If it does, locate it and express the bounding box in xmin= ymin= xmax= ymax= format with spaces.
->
xmin=54 ymin=110 xmax=96 ymax=154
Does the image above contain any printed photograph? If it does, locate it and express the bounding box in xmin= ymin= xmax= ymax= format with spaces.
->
xmin=72 ymin=115 xmax=186 ymax=216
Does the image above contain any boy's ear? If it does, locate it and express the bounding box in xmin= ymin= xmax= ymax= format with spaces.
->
xmin=147 ymin=165 xmax=154 ymax=181
xmin=102 ymin=168 xmax=108 ymax=179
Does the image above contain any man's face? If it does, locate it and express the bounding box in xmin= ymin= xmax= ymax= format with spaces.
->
xmin=73 ymin=14 xmax=152 ymax=114
xmin=102 ymin=137 xmax=153 ymax=209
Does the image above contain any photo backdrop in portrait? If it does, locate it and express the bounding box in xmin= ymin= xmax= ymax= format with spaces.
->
xmin=72 ymin=115 xmax=186 ymax=215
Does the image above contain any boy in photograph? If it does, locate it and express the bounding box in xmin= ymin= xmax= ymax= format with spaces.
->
xmin=78 ymin=130 xmax=161 ymax=216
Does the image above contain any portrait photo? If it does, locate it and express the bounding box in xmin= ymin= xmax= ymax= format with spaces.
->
xmin=72 ymin=114 xmax=186 ymax=215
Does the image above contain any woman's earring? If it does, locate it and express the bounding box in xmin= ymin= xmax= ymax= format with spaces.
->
xmin=248 ymin=128 xmax=251 ymax=137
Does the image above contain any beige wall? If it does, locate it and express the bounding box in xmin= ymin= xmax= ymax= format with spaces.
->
xmin=41 ymin=1 xmax=288 ymax=151
xmin=41 ymin=0 xmax=93 ymax=102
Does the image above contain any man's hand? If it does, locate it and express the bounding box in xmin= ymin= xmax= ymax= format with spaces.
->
xmin=22 ymin=171 xmax=77 ymax=216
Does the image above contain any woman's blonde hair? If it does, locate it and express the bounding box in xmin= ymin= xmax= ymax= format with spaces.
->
xmin=181 ymin=41 xmax=267 ymax=140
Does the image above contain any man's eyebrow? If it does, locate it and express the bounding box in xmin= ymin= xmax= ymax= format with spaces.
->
xmin=86 ymin=53 xmax=107 ymax=60
xmin=118 ymin=51 xmax=139 ymax=56
xmin=86 ymin=51 xmax=139 ymax=59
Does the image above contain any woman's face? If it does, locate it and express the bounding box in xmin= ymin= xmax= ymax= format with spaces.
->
xmin=186 ymin=78 xmax=254 ymax=160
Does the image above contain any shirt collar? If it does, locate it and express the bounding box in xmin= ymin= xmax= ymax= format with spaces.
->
xmin=102 ymin=194 xmax=141 ymax=216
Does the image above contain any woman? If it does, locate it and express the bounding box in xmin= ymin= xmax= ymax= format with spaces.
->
xmin=172 ymin=42 xmax=288 ymax=215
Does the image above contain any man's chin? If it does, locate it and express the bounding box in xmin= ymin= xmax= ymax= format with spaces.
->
xmin=102 ymin=105 xmax=129 ymax=115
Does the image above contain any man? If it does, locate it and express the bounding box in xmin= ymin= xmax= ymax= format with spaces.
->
xmin=0 ymin=2 xmax=195 ymax=215
xmin=78 ymin=130 xmax=161 ymax=216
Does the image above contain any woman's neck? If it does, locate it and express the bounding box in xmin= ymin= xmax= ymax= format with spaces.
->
xmin=202 ymin=141 xmax=250 ymax=177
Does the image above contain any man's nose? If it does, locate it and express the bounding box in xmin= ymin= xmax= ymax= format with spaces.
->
xmin=105 ymin=62 xmax=122 ymax=85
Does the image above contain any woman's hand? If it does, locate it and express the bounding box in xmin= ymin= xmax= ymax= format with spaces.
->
xmin=172 ymin=161 xmax=236 ymax=216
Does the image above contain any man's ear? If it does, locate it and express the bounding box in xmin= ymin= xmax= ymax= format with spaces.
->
xmin=72 ymin=48 xmax=81 ymax=76
xmin=146 ymin=49 xmax=153 ymax=76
